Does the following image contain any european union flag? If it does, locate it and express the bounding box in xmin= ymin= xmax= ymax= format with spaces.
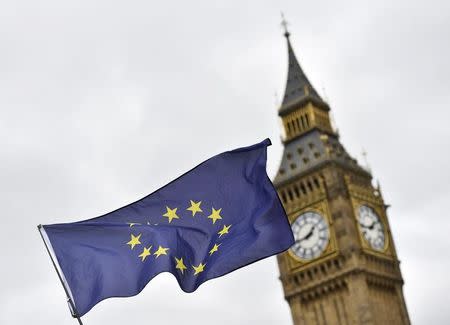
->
xmin=39 ymin=139 xmax=294 ymax=317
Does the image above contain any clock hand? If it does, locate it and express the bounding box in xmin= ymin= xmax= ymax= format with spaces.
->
xmin=304 ymin=226 xmax=315 ymax=240
xmin=296 ymin=226 xmax=315 ymax=244
xmin=294 ymin=224 xmax=313 ymax=242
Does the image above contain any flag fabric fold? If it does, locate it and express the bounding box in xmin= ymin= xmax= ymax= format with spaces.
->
xmin=40 ymin=138 xmax=294 ymax=317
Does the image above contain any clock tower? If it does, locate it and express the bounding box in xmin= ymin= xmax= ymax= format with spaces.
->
xmin=274 ymin=28 xmax=410 ymax=324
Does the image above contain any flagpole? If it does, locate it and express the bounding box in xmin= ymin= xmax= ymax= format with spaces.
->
xmin=37 ymin=225 xmax=84 ymax=325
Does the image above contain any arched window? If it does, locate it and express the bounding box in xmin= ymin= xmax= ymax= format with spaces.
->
xmin=288 ymin=189 xmax=294 ymax=201
xmin=300 ymin=183 xmax=307 ymax=194
xmin=314 ymin=177 xmax=320 ymax=188
xmin=296 ymin=118 xmax=301 ymax=132
xmin=300 ymin=115 xmax=306 ymax=129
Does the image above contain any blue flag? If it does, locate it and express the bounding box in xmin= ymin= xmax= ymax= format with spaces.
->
xmin=40 ymin=139 xmax=294 ymax=317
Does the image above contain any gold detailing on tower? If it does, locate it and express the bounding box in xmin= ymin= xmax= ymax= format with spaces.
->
xmin=282 ymin=103 xmax=334 ymax=142
xmin=344 ymin=175 xmax=394 ymax=258
xmin=286 ymin=201 xmax=338 ymax=269
xmin=304 ymin=85 xmax=310 ymax=95
xmin=277 ymin=173 xmax=325 ymax=214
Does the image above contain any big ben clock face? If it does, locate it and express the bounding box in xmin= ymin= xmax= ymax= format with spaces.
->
xmin=290 ymin=211 xmax=330 ymax=260
xmin=358 ymin=205 xmax=386 ymax=251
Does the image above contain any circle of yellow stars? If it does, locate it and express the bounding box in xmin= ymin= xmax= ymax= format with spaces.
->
xmin=125 ymin=199 xmax=232 ymax=276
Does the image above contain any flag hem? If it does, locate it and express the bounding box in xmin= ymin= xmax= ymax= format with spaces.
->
xmin=39 ymin=225 xmax=78 ymax=316
xmin=49 ymin=138 xmax=272 ymax=226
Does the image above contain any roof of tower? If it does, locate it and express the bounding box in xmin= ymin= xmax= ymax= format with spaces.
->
xmin=273 ymin=130 xmax=368 ymax=186
xmin=274 ymin=20 xmax=370 ymax=186
xmin=279 ymin=33 xmax=327 ymax=114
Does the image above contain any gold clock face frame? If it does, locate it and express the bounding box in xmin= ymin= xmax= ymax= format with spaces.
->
xmin=357 ymin=204 xmax=388 ymax=252
xmin=289 ymin=211 xmax=330 ymax=261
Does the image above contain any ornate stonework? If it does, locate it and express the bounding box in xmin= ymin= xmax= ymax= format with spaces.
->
xmin=275 ymin=30 xmax=410 ymax=325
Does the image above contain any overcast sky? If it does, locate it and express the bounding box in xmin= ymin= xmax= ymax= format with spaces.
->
xmin=1 ymin=1 xmax=449 ymax=324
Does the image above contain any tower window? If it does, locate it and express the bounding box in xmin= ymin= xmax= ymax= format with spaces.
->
xmin=300 ymin=183 xmax=307 ymax=194
xmin=280 ymin=191 xmax=287 ymax=203
xmin=305 ymin=113 xmax=310 ymax=127
xmin=279 ymin=168 xmax=285 ymax=175
xmin=294 ymin=185 xmax=300 ymax=197
xmin=308 ymin=142 xmax=315 ymax=149
xmin=286 ymin=153 xmax=292 ymax=160
xmin=288 ymin=189 xmax=294 ymax=201
xmin=290 ymin=163 xmax=297 ymax=170
xmin=314 ymin=152 xmax=321 ymax=159
xmin=291 ymin=119 xmax=297 ymax=132
xmin=314 ymin=178 xmax=320 ymax=188
xmin=303 ymin=157 xmax=309 ymax=164
xmin=307 ymin=181 xmax=313 ymax=192
xmin=286 ymin=122 xmax=291 ymax=135
xmin=334 ymin=260 xmax=341 ymax=269
xmin=297 ymin=147 xmax=304 ymax=155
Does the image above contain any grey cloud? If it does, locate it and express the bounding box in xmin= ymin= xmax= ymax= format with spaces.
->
xmin=1 ymin=1 xmax=449 ymax=324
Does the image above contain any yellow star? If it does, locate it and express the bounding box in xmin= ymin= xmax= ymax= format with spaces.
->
xmin=209 ymin=243 xmax=221 ymax=256
xmin=138 ymin=246 xmax=152 ymax=261
xmin=153 ymin=245 xmax=170 ymax=258
xmin=187 ymin=200 xmax=203 ymax=216
xmin=218 ymin=224 xmax=231 ymax=237
xmin=127 ymin=222 xmax=141 ymax=227
xmin=192 ymin=262 xmax=206 ymax=275
xmin=126 ymin=233 xmax=142 ymax=250
xmin=163 ymin=206 xmax=179 ymax=223
xmin=174 ymin=257 xmax=187 ymax=274
xmin=207 ymin=207 xmax=223 ymax=224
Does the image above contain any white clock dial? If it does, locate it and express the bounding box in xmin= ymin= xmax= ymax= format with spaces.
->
xmin=358 ymin=205 xmax=385 ymax=251
xmin=290 ymin=211 xmax=329 ymax=260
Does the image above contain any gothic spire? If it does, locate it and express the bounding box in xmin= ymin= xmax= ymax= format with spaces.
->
xmin=280 ymin=24 xmax=326 ymax=113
